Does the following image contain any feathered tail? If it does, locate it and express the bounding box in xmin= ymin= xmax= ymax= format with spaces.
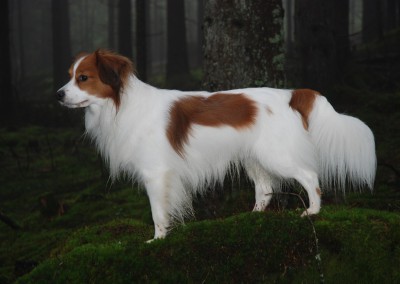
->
xmin=308 ymin=95 xmax=376 ymax=191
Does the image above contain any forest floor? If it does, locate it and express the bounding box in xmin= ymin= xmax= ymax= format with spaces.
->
xmin=1 ymin=62 xmax=400 ymax=282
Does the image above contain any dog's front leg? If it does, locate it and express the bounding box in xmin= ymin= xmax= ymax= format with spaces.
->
xmin=144 ymin=175 xmax=170 ymax=242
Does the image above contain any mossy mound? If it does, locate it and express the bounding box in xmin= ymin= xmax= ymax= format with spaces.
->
xmin=17 ymin=207 xmax=400 ymax=283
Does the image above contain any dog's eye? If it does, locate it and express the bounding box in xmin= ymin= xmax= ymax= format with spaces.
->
xmin=78 ymin=75 xmax=88 ymax=82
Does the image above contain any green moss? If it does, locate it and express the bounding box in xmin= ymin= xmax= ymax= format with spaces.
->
xmin=0 ymin=126 xmax=150 ymax=282
xmin=17 ymin=212 xmax=315 ymax=283
xmin=16 ymin=208 xmax=400 ymax=283
xmin=311 ymin=207 xmax=400 ymax=283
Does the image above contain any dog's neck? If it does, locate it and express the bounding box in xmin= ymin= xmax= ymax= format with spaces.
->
xmin=83 ymin=76 xmax=159 ymax=180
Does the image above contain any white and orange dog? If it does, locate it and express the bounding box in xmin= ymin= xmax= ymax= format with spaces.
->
xmin=57 ymin=49 xmax=376 ymax=240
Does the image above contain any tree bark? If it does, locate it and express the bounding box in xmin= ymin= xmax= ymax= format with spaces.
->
xmin=118 ymin=0 xmax=133 ymax=59
xmin=52 ymin=0 xmax=72 ymax=92
xmin=290 ymin=0 xmax=349 ymax=91
xmin=196 ymin=0 xmax=205 ymax=68
xmin=362 ymin=0 xmax=383 ymax=43
xmin=384 ymin=0 xmax=397 ymax=32
xmin=136 ymin=0 xmax=147 ymax=81
xmin=0 ymin=0 xmax=15 ymax=124
xmin=17 ymin=0 xmax=25 ymax=80
xmin=203 ymin=0 xmax=285 ymax=91
xmin=108 ymin=0 xmax=116 ymax=49
xmin=166 ymin=0 xmax=191 ymax=88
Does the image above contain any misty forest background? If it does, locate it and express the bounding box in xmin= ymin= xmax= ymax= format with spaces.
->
xmin=1 ymin=0 xmax=400 ymax=283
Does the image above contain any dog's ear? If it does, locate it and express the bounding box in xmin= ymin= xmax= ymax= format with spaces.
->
xmin=95 ymin=49 xmax=134 ymax=109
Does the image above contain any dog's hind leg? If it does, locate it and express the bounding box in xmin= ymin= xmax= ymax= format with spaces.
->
xmin=250 ymin=144 xmax=321 ymax=216
xmin=292 ymin=169 xmax=321 ymax=216
xmin=244 ymin=160 xmax=274 ymax=212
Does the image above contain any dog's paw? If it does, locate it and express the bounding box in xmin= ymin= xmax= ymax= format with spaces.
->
xmin=145 ymin=235 xmax=166 ymax=244
xmin=300 ymin=207 xmax=320 ymax=217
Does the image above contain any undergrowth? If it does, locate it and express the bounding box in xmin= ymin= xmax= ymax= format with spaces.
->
xmin=15 ymin=209 xmax=400 ymax=283
xmin=0 ymin=126 xmax=150 ymax=283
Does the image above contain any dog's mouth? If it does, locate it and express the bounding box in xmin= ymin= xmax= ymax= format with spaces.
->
xmin=60 ymin=100 xmax=89 ymax=108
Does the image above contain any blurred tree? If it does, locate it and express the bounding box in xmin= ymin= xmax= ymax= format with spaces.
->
xmin=118 ymin=0 xmax=133 ymax=59
xmin=52 ymin=0 xmax=72 ymax=92
xmin=334 ymin=0 xmax=350 ymax=71
xmin=384 ymin=0 xmax=400 ymax=31
xmin=166 ymin=0 xmax=191 ymax=88
xmin=362 ymin=0 xmax=383 ymax=42
xmin=108 ymin=0 xmax=116 ymax=49
xmin=195 ymin=0 xmax=204 ymax=68
xmin=290 ymin=0 xmax=349 ymax=91
xmin=285 ymin=0 xmax=294 ymax=54
xmin=16 ymin=0 xmax=25 ymax=80
xmin=202 ymin=0 xmax=285 ymax=91
xmin=0 ymin=0 xmax=15 ymax=124
xmin=136 ymin=0 xmax=147 ymax=81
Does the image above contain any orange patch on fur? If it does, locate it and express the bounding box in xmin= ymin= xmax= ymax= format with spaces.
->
xmin=289 ymin=89 xmax=319 ymax=129
xmin=167 ymin=93 xmax=258 ymax=156
xmin=75 ymin=54 xmax=114 ymax=99
xmin=316 ymin=187 xmax=322 ymax=196
xmin=73 ymin=49 xmax=133 ymax=110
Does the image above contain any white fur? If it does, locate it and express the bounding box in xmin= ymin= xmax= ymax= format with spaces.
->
xmin=308 ymin=96 xmax=376 ymax=190
xmin=59 ymin=60 xmax=376 ymax=240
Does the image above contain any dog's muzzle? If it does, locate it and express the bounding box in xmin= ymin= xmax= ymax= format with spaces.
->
xmin=56 ymin=90 xmax=66 ymax=102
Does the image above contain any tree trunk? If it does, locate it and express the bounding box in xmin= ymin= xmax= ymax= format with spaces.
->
xmin=285 ymin=0 xmax=294 ymax=53
xmin=118 ymin=0 xmax=133 ymax=59
xmin=334 ymin=0 xmax=350 ymax=76
xmin=362 ymin=0 xmax=383 ymax=43
xmin=166 ymin=0 xmax=191 ymax=88
xmin=108 ymin=0 xmax=116 ymax=49
xmin=52 ymin=0 xmax=72 ymax=92
xmin=384 ymin=0 xmax=397 ymax=32
xmin=203 ymin=0 xmax=285 ymax=91
xmin=136 ymin=0 xmax=147 ymax=81
xmin=290 ymin=0 xmax=349 ymax=91
xmin=196 ymin=0 xmax=205 ymax=68
xmin=0 ymin=0 xmax=15 ymax=124
xmin=17 ymin=0 xmax=25 ymax=80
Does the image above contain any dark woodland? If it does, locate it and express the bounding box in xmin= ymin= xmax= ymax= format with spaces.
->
xmin=1 ymin=0 xmax=400 ymax=283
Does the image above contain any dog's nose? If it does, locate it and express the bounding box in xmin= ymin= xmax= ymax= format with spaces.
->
xmin=56 ymin=90 xmax=65 ymax=101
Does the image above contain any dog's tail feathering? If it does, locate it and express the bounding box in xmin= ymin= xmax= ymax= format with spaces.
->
xmin=308 ymin=95 xmax=376 ymax=191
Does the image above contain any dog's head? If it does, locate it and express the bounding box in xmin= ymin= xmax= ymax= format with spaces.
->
xmin=56 ymin=49 xmax=133 ymax=110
